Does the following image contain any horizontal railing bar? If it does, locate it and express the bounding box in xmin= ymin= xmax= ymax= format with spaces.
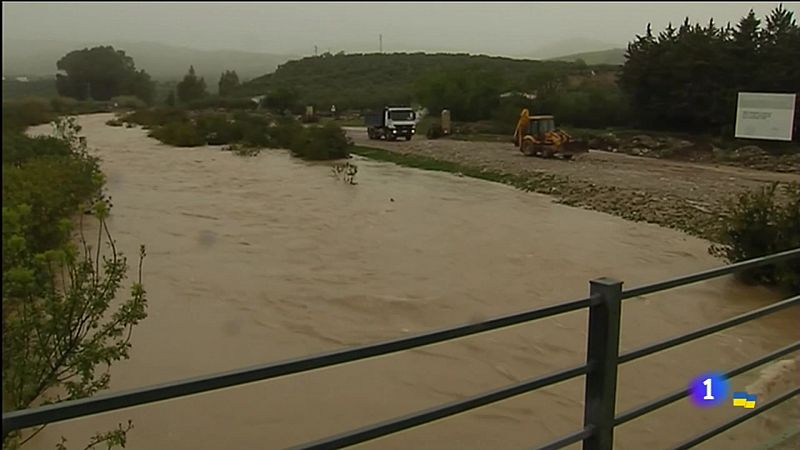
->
xmin=529 ymin=426 xmax=594 ymax=450
xmin=614 ymin=341 xmax=800 ymax=425
xmin=622 ymin=247 xmax=800 ymax=300
xmin=2 ymin=296 xmax=592 ymax=433
xmin=289 ymin=364 xmax=590 ymax=450
xmin=669 ymin=386 xmax=800 ymax=450
xmin=619 ymin=296 xmax=799 ymax=364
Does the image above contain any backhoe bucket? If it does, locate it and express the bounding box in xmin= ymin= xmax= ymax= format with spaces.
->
xmin=561 ymin=140 xmax=589 ymax=155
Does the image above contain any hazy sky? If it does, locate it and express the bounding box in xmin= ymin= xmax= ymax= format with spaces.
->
xmin=3 ymin=2 xmax=798 ymax=56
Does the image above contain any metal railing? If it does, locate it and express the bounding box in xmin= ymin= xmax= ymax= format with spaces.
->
xmin=4 ymin=248 xmax=800 ymax=449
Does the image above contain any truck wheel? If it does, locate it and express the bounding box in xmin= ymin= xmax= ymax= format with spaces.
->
xmin=405 ymin=135 xmax=412 ymax=141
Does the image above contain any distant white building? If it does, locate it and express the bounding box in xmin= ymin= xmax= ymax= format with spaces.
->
xmin=15 ymin=76 xmax=29 ymax=82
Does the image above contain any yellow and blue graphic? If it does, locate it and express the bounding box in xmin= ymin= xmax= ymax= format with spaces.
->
xmin=688 ymin=372 xmax=729 ymax=408
xmin=732 ymin=392 xmax=757 ymax=409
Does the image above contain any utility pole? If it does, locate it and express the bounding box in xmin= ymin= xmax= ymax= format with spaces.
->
xmin=314 ymin=45 xmax=318 ymax=56
xmin=379 ymin=34 xmax=383 ymax=53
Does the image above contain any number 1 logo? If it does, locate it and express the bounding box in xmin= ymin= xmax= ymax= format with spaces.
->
xmin=703 ymin=378 xmax=715 ymax=400
xmin=689 ymin=372 xmax=729 ymax=408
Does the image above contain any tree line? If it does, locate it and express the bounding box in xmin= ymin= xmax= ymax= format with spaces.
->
xmin=619 ymin=5 xmax=800 ymax=135
xmin=54 ymin=46 xmax=244 ymax=105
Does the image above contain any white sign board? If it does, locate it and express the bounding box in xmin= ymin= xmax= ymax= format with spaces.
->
xmin=734 ymin=92 xmax=796 ymax=141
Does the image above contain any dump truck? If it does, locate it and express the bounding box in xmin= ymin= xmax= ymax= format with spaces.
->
xmin=513 ymin=109 xmax=588 ymax=159
xmin=365 ymin=107 xmax=416 ymax=141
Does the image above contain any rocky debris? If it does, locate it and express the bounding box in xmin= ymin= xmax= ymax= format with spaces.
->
xmin=730 ymin=145 xmax=769 ymax=159
xmin=587 ymin=133 xmax=620 ymax=151
xmin=720 ymin=145 xmax=800 ymax=173
xmin=591 ymin=132 xmax=800 ymax=172
xmin=629 ymin=134 xmax=659 ymax=149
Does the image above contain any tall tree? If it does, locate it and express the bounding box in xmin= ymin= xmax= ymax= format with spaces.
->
xmin=176 ymin=66 xmax=207 ymax=103
xmin=218 ymin=70 xmax=240 ymax=97
xmin=414 ymin=69 xmax=504 ymax=121
xmin=55 ymin=46 xmax=155 ymax=104
xmin=262 ymin=87 xmax=299 ymax=114
xmin=759 ymin=4 xmax=800 ymax=92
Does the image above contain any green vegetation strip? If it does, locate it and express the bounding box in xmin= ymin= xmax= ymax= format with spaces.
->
xmin=351 ymin=145 xmax=566 ymax=193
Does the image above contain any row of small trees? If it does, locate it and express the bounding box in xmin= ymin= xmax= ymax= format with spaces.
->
xmin=169 ymin=67 xmax=242 ymax=105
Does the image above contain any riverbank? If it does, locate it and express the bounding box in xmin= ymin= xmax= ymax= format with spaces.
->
xmin=348 ymin=132 xmax=798 ymax=243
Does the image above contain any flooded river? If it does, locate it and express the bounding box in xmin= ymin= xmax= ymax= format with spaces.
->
xmin=27 ymin=114 xmax=797 ymax=450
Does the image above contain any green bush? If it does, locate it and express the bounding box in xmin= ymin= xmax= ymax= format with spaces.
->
xmin=184 ymin=96 xmax=257 ymax=110
xmin=426 ymin=124 xmax=445 ymax=139
xmin=230 ymin=113 xmax=273 ymax=147
xmin=2 ymin=116 xmax=147 ymax=450
xmin=194 ymin=114 xmax=243 ymax=145
xmin=148 ymin=122 xmax=206 ymax=147
xmin=290 ymin=122 xmax=351 ymax=160
xmin=123 ymin=108 xmax=188 ymax=128
xmin=111 ymin=95 xmax=147 ymax=109
xmin=50 ymin=96 xmax=80 ymax=113
xmin=269 ymin=116 xmax=305 ymax=149
xmin=138 ymin=111 xmax=349 ymax=159
xmin=49 ymin=97 xmax=111 ymax=115
xmin=710 ymin=182 xmax=800 ymax=294
xmin=3 ymin=157 xmax=103 ymax=251
xmin=2 ymin=98 xmax=55 ymax=131
xmin=2 ymin=132 xmax=73 ymax=165
xmin=2 ymin=126 xmax=104 ymax=253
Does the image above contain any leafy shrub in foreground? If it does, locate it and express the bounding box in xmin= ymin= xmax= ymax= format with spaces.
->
xmin=710 ymin=182 xmax=800 ymax=294
xmin=2 ymin=98 xmax=55 ymax=131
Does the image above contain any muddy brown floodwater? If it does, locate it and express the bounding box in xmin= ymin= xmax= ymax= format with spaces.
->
xmin=26 ymin=114 xmax=798 ymax=450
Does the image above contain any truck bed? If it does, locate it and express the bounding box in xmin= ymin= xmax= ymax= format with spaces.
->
xmin=364 ymin=113 xmax=384 ymax=128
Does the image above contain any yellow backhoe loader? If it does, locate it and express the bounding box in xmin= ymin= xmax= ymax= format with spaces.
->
xmin=513 ymin=109 xmax=588 ymax=159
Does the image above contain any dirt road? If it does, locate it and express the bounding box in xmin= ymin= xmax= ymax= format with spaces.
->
xmin=347 ymin=128 xmax=798 ymax=240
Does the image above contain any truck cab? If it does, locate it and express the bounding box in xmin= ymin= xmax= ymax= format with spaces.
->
xmin=366 ymin=107 xmax=417 ymax=141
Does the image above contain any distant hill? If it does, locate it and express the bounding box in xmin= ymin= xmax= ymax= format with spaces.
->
xmin=549 ymin=48 xmax=627 ymax=66
xmin=518 ymin=38 xmax=622 ymax=60
xmin=236 ymin=52 xmax=594 ymax=110
xmin=2 ymin=39 xmax=297 ymax=87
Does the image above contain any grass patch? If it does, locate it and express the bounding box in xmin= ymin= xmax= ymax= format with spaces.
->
xmin=320 ymin=117 xmax=364 ymax=127
xmin=350 ymin=145 xmax=566 ymax=192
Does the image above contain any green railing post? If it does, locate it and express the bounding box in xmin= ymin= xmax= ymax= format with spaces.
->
xmin=583 ymin=277 xmax=623 ymax=450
